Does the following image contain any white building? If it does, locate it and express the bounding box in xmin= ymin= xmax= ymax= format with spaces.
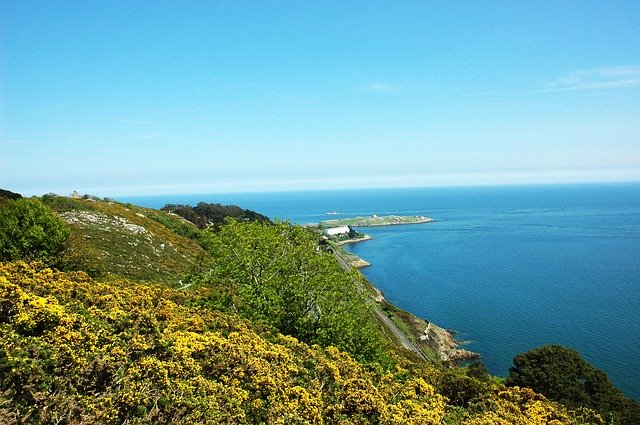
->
xmin=324 ymin=226 xmax=350 ymax=236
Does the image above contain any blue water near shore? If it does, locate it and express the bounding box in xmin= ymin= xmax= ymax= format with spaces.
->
xmin=120 ymin=183 xmax=640 ymax=400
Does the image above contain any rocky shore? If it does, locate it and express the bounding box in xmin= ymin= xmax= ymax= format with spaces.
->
xmin=420 ymin=321 xmax=480 ymax=363
xmin=335 ymin=234 xmax=373 ymax=245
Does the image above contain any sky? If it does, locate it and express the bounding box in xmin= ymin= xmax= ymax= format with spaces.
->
xmin=1 ymin=1 xmax=640 ymax=197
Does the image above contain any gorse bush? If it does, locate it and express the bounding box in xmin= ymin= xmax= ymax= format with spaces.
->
xmin=0 ymin=262 xmax=603 ymax=424
xmin=0 ymin=262 xmax=449 ymax=424
xmin=0 ymin=198 xmax=70 ymax=265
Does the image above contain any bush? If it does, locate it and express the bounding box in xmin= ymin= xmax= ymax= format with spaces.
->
xmin=506 ymin=344 xmax=640 ymax=424
xmin=0 ymin=198 xmax=70 ymax=265
xmin=196 ymin=219 xmax=388 ymax=364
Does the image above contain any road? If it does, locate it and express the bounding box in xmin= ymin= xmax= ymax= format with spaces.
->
xmin=331 ymin=247 xmax=427 ymax=360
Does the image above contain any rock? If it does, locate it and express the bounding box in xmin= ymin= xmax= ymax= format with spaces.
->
xmin=419 ymin=321 xmax=480 ymax=363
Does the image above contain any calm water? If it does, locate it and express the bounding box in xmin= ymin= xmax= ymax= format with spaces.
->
xmin=120 ymin=183 xmax=640 ymax=400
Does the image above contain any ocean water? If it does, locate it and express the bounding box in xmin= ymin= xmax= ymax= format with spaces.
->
xmin=120 ymin=183 xmax=640 ymax=400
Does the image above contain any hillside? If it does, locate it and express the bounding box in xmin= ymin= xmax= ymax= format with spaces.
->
xmin=0 ymin=262 xmax=604 ymax=424
xmin=41 ymin=194 xmax=205 ymax=284
xmin=1 ymin=193 xmax=637 ymax=424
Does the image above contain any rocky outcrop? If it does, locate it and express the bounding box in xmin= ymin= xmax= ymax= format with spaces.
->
xmin=419 ymin=321 xmax=480 ymax=363
xmin=349 ymin=257 xmax=371 ymax=268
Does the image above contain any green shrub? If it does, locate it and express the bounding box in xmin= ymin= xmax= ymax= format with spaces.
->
xmin=506 ymin=344 xmax=640 ymax=424
xmin=0 ymin=198 xmax=70 ymax=265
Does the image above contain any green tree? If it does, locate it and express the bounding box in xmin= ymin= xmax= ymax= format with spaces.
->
xmin=506 ymin=344 xmax=640 ymax=424
xmin=0 ymin=198 xmax=70 ymax=265
xmin=196 ymin=219 xmax=387 ymax=364
xmin=466 ymin=361 xmax=490 ymax=382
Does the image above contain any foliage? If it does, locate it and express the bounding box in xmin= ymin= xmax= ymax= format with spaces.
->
xmin=0 ymin=262 xmax=602 ymax=424
xmin=162 ymin=202 xmax=270 ymax=229
xmin=195 ymin=220 xmax=388 ymax=365
xmin=0 ymin=262 xmax=451 ymax=424
xmin=0 ymin=198 xmax=70 ymax=265
xmin=43 ymin=195 xmax=206 ymax=284
xmin=506 ymin=345 xmax=640 ymax=424
xmin=146 ymin=211 xmax=203 ymax=242
xmin=437 ymin=368 xmax=491 ymax=408
xmin=40 ymin=193 xmax=96 ymax=212
xmin=0 ymin=189 xmax=22 ymax=201
xmin=467 ymin=361 xmax=491 ymax=382
xmin=461 ymin=386 xmax=604 ymax=424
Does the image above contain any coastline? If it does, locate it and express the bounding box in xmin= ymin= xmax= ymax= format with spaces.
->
xmin=335 ymin=234 xmax=373 ymax=245
xmin=330 ymin=229 xmax=479 ymax=363
xmin=375 ymin=289 xmax=480 ymax=364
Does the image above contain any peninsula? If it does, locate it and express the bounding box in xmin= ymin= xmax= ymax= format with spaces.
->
xmin=318 ymin=214 xmax=434 ymax=228
xmin=310 ymin=215 xmax=435 ymax=267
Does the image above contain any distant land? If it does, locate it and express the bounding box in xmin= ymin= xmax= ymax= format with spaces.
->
xmin=318 ymin=214 xmax=434 ymax=228
xmin=308 ymin=215 xmax=435 ymax=269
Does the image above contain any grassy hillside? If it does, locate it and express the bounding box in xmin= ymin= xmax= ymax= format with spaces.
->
xmin=41 ymin=194 xmax=205 ymax=284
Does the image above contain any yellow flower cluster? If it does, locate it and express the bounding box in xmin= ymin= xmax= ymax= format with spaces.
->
xmin=0 ymin=262 xmax=602 ymax=424
xmin=462 ymin=386 xmax=604 ymax=424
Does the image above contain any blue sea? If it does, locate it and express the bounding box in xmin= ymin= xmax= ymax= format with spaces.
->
xmin=120 ymin=183 xmax=640 ymax=400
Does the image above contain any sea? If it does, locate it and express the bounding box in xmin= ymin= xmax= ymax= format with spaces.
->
xmin=119 ymin=182 xmax=640 ymax=401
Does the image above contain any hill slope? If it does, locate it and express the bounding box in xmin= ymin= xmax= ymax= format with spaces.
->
xmin=42 ymin=195 xmax=205 ymax=284
xmin=0 ymin=262 xmax=602 ymax=424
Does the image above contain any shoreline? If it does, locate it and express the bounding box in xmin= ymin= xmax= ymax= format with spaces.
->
xmin=332 ymin=229 xmax=479 ymax=363
xmin=335 ymin=234 xmax=373 ymax=245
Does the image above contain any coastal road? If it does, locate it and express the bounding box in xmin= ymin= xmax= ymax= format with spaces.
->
xmin=330 ymin=247 xmax=427 ymax=360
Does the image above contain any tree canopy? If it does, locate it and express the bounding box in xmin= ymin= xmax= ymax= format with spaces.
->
xmin=195 ymin=219 xmax=387 ymax=364
xmin=506 ymin=344 xmax=640 ymax=424
xmin=0 ymin=198 xmax=69 ymax=265
xmin=161 ymin=202 xmax=269 ymax=229
xmin=0 ymin=189 xmax=22 ymax=201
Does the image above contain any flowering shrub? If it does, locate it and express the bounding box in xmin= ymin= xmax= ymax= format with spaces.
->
xmin=0 ymin=262 xmax=602 ymax=424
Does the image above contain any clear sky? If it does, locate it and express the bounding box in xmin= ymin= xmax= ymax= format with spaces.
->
xmin=2 ymin=1 xmax=639 ymax=196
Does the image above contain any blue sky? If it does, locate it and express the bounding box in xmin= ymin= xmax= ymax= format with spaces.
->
xmin=2 ymin=1 xmax=639 ymax=196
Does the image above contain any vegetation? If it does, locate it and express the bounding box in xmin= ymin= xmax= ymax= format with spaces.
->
xmin=162 ymin=202 xmax=269 ymax=229
xmin=0 ymin=195 xmax=633 ymax=423
xmin=42 ymin=194 xmax=205 ymax=284
xmin=194 ymin=219 xmax=387 ymax=365
xmin=0 ymin=189 xmax=22 ymax=201
xmin=0 ymin=262 xmax=604 ymax=424
xmin=506 ymin=345 xmax=640 ymax=424
xmin=0 ymin=198 xmax=70 ymax=266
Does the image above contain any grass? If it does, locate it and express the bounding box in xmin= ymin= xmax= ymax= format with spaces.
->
xmin=44 ymin=195 xmax=206 ymax=285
